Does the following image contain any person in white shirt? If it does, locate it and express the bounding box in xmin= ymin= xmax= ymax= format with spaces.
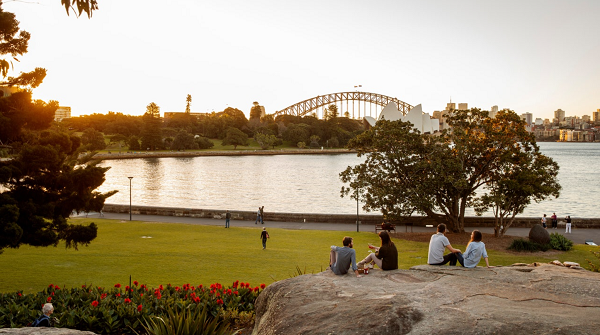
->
xmin=427 ymin=224 xmax=462 ymax=266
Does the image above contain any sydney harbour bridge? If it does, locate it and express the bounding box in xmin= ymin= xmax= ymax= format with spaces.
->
xmin=273 ymin=91 xmax=413 ymax=119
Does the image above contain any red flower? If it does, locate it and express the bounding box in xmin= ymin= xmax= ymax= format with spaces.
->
xmin=82 ymin=285 xmax=86 ymax=288
xmin=254 ymin=287 xmax=260 ymax=292
xmin=55 ymin=286 xmax=60 ymax=290
xmin=51 ymin=292 xmax=54 ymax=296
xmin=193 ymin=296 xmax=200 ymax=303
xmin=91 ymin=300 xmax=99 ymax=307
xmin=260 ymin=283 xmax=266 ymax=289
xmin=226 ymin=289 xmax=232 ymax=295
xmin=159 ymin=285 xmax=163 ymax=290
xmin=216 ymin=299 xmax=223 ymax=305
xmin=233 ymin=280 xmax=239 ymax=288
xmin=48 ymin=284 xmax=54 ymax=288
xmin=47 ymin=297 xmax=52 ymax=302
xmin=124 ymin=298 xmax=131 ymax=303
xmin=133 ymin=281 xmax=139 ymax=286
xmin=17 ymin=293 xmax=22 ymax=297
xmin=116 ymin=293 xmax=121 ymax=297
xmin=233 ymin=291 xmax=238 ymax=295
xmin=190 ymin=286 xmax=195 ymax=291
xmin=115 ymin=283 xmax=121 ymax=288
xmin=101 ymin=293 xmax=107 ymax=300
xmin=137 ymin=304 xmax=143 ymax=312
xmin=140 ymin=293 xmax=144 ymax=297
xmin=175 ymin=286 xmax=180 ymax=291
xmin=198 ymin=284 xmax=203 ymax=289
xmin=125 ymin=285 xmax=130 ymax=291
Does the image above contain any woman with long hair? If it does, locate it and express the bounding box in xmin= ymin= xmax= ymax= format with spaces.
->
xmin=461 ymin=230 xmax=494 ymax=268
xmin=357 ymin=231 xmax=398 ymax=270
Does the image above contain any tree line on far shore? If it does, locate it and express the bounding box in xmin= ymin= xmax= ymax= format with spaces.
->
xmin=61 ymin=103 xmax=365 ymax=152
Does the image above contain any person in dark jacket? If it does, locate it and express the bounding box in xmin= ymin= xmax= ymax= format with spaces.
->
xmin=260 ymin=227 xmax=269 ymax=249
xmin=32 ymin=303 xmax=54 ymax=327
xmin=357 ymin=231 xmax=398 ymax=270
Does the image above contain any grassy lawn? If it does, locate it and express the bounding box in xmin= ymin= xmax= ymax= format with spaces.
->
xmin=1 ymin=218 xmax=598 ymax=294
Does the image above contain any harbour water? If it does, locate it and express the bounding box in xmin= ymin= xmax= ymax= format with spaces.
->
xmin=98 ymin=142 xmax=600 ymax=218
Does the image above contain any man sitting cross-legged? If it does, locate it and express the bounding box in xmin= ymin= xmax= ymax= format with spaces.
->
xmin=428 ymin=223 xmax=463 ymax=266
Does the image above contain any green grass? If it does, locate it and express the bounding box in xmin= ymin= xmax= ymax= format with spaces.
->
xmin=1 ymin=218 xmax=597 ymax=294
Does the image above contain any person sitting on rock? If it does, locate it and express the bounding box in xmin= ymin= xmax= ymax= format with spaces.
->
xmin=357 ymin=231 xmax=398 ymax=270
xmin=329 ymin=236 xmax=362 ymax=277
xmin=459 ymin=230 xmax=494 ymax=268
xmin=427 ymin=223 xmax=462 ymax=266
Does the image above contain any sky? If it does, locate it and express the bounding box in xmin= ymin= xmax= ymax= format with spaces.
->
xmin=3 ymin=0 xmax=599 ymax=120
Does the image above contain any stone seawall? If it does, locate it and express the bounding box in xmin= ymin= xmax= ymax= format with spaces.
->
xmin=102 ymin=204 xmax=600 ymax=228
xmin=94 ymin=148 xmax=355 ymax=160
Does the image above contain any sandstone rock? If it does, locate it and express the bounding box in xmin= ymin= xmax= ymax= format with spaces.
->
xmin=0 ymin=328 xmax=96 ymax=335
xmin=563 ymin=261 xmax=580 ymax=267
xmin=252 ymin=265 xmax=600 ymax=335
xmin=528 ymin=224 xmax=550 ymax=244
xmin=550 ymin=260 xmax=564 ymax=266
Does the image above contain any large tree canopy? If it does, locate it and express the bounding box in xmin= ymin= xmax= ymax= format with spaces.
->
xmin=340 ymin=108 xmax=560 ymax=233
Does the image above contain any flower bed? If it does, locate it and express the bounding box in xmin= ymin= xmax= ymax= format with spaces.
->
xmin=0 ymin=280 xmax=265 ymax=334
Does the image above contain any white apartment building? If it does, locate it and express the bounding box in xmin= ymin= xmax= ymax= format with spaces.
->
xmin=489 ymin=105 xmax=499 ymax=118
xmin=54 ymin=106 xmax=71 ymax=122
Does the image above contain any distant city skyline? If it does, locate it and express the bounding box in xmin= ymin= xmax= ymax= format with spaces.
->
xmin=3 ymin=0 xmax=599 ymax=120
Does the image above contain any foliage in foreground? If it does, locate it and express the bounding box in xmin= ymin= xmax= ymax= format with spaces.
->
xmin=549 ymin=233 xmax=574 ymax=251
xmin=508 ymin=234 xmax=574 ymax=252
xmin=508 ymin=238 xmax=552 ymax=252
xmin=140 ymin=303 xmax=230 ymax=335
xmin=0 ymin=280 xmax=265 ymax=334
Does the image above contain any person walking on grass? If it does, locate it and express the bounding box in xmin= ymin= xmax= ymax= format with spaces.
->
xmin=225 ymin=210 xmax=231 ymax=228
xmin=260 ymin=227 xmax=269 ymax=249
xmin=427 ymin=223 xmax=462 ymax=266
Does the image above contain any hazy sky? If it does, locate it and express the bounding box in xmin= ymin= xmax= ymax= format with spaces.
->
xmin=4 ymin=0 xmax=599 ymax=120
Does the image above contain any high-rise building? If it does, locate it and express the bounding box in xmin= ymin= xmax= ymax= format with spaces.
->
xmin=489 ymin=105 xmax=499 ymax=118
xmin=521 ymin=112 xmax=533 ymax=126
xmin=594 ymin=109 xmax=600 ymax=122
xmin=458 ymin=103 xmax=468 ymax=110
xmin=554 ymin=109 xmax=565 ymax=122
xmin=446 ymin=102 xmax=456 ymax=111
xmin=54 ymin=106 xmax=71 ymax=122
xmin=582 ymin=115 xmax=591 ymax=123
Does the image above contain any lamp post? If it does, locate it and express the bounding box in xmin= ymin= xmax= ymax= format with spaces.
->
xmin=128 ymin=177 xmax=133 ymax=221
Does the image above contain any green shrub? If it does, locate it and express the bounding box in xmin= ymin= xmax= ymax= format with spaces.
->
xmin=549 ymin=233 xmax=574 ymax=251
xmin=140 ymin=303 xmax=230 ymax=335
xmin=0 ymin=280 xmax=264 ymax=334
xmin=508 ymin=238 xmax=551 ymax=252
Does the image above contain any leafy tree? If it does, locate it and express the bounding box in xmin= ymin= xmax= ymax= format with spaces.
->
xmin=140 ymin=102 xmax=162 ymax=150
xmin=171 ymin=130 xmax=197 ymax=150
xmin=297 ymin=141 xmax=306 ymax=149
xmin=0 ymin=91 xmax=56 ymax=143
xmin=128 ymin=136 xmax=141 ymax=150
xmin=0 ymin=130 xmax=116 ymax=253
xmin=340 ymin=108 xmax=556 ymax=233
xmin=309 ymin=135 xmax=320 ymax=148
xmin=221 ymin=127 xmax=248 ymax=149
xmin=185 ymin=94 xmax=191 ymax=114
xmin=81 ymin=128 xmax=106 ymax=151
xmin=324 ymin=104 xmax=338 ymax=120
xmin=283 ymin=123 xmax=310 ymax=145
xmin=194 ymin=136 xmax=214 ymax=149
xmin=254 ymin=132 xmax=278 ymax=150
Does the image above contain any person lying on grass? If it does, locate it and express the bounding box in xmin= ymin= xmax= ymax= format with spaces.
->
xmin=457 ymin=230 xmax=495 ymax=268
xmin=357 ymin=231 xmax=398 ymax=270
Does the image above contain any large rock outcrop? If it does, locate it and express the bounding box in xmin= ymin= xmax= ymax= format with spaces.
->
xmin=252 ymin=264 xmax=600 ymax=335
xmin=529 ymin=224 xmax=551 ymax=244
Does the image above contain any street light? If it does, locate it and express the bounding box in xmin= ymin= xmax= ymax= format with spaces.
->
xmin=356 ymin=188 xmax=360 ymax=232
xmin=128 ymin=177 xmax=133 ymax=221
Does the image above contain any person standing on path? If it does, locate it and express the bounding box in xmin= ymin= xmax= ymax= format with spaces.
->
xmin=541 ymin=214 xmax=547 ymax=229
xmin=255 ymin=207 xmax=262 ymax=224
xmin=565 ymin=216 xmax=572 ymax=234
xmin=260 ymin=227 xmax=269 ymax=249
xmin=225 ymin=210 xmax=231 ymax=228
xmin=551 ymin=213 xmax=558 ymax=229
xmin=260 ymin=206 xmax=265 ymax=224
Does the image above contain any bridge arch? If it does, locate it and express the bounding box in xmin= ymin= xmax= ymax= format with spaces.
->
xmin=273 ymin=92 xmax=413 ymax=119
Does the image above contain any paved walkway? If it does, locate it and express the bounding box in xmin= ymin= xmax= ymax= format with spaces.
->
xmin=77 ymin=212 xmax=600 ymax=245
